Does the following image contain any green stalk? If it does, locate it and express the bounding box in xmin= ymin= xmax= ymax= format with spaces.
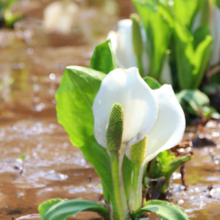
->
xmin=137 ymin=55 xmax=144 ymax=78
xmin=110 ymin=151 xmax=125 ymax=220
xmin=119 ymin=145 xmax=130 ymax=218
xmin=107 ymin=103 xmax=127 ymax=219
xmin=129 ymin=136 xmax=148 ymax=211
xmin=132 ymin=162 xmax=142 ymax=211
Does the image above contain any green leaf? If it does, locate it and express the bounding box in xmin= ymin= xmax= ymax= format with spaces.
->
xmin=80 ymin=136 xmax=114 ymax=203
xmin=193 ymin=25 xmax=210 ymax=49
xmin=131 ymin=13 xmax=143 ymax=57
xmin=173 ymin=21 xmax=212 ymax=89
xmin=146 ymin=150 xmax=192 ymax=194
xmin=143 ymin=76 xmax=161 ymax=89
xmin=90 ymin=40 xmax=117 ymax=74
xmin=56 ymin=66 xmax=105 ymax=148
xmin=160 ymin=154 xmax=192 ymax=193
xmin=158 ymin=150 xmax=176 ymax=166
xmin=55 ymin=66 xmax=115 ymax=206
xmin=191 ymin=35 xmax=212 ymax=89
xmin=4 ymin=10 xmax=23 ymax=28
xmin=172 ymin=0 xmax=201 ymax=28
xmin=132 ymin=0 xmax=171 ymax=82
xmin=147 ymin=150 xmax=191 ymax=180
xmin=176 ymin=89 xmax=210 ymax=116
xmin=133 ymin=200 xmax=188 ymax=220
xmin=38 ymin=199 xmax=109 ymax=220
xmin=157 ymin=0 xmax=201 ymax=28
xmin=5 ymin=0 xmax=15 ymax=9
xmin=216 ymin=0 xmax=220 ymax=9
xmin=202 ymin=106 xmax=220 ymax=120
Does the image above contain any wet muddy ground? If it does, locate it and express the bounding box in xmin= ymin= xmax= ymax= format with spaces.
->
xmin=1 ymin=0 xmax=220 ymax=219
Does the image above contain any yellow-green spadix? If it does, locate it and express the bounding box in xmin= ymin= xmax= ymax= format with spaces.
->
xmin=92 ymin=67 xmax=185 ymax=162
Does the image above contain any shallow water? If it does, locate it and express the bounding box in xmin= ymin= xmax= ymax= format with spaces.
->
xmin=1 ymin=0 xmax=220 ymax=219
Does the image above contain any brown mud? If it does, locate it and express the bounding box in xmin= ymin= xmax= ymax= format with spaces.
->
xmin=0 ymin=0 xmax=220 ymax=219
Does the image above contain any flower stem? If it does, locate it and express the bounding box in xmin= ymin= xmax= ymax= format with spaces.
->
xmin=137 ymin=55 xmax=144 ymax=78
xmin=132 ymin=162 xmax=142 ymax=211
xmin=110 ymin=151 xmax=125 ymax=220
xmin=119 ymin=146 xmax=129 ymax=219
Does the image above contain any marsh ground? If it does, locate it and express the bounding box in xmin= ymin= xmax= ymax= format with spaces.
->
xmin=0 ymin=1 xmax=220 ymax=219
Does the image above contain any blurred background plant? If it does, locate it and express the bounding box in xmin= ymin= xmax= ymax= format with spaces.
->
xmin=0 ymin=0 xmax=23 ymax=28
xmin=108 ymin=0 xmax=220 ymax=123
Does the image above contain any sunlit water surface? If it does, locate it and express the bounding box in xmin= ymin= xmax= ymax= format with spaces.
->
xmin=1 ymin=0 xmax=220 ymax=219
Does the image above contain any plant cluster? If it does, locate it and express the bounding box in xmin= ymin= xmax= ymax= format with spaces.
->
xmin=108 ymin=0 xmax=220 ymax=121
xmin=38 ymin=41 xmax=191 ymax=220
xmin=36 ymin=1 xmax=220 ymax=219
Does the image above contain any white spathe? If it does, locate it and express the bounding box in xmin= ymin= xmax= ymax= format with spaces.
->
xmin=93 ymin=67 xmax=185 ymax=160
xmin=144 ymin=84 xmax=185 ymax=164
xmin=93 ymin=67 xmax=158 ymax=149
xmin=107 ymin=20 xmax=148 ymax=71
xmin=107 ymin=19 xmax=172 ymax=84
xmin=43 ymin=1 xmax=78 ymax=34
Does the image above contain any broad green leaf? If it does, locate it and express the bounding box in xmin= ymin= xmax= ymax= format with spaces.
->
xmin=132 ymin=0 xmax=171 ymax=82
xmin=216 ymin=0 xmax=220 ymax=9
xmin=157 ymin=0 xmax=201 ymax=28
xmin=80 ymin=135 xmax=114 ymax=204
xmin=56 ymin=66 xmax=105 ymax=148
xmin=176 ymin=89 xmax=210 ymax=116
xmin=193 ymin=25 xmax=210 ymax=49
xmin=39 ymin=199 xmax=109 ymax=220
xmin=174 ymin=22 xmax=212 ymax=89
xmin=55 ymin=66 xmax=115 ymax=206
xmin=173 ymin=22 xmax=193 ymax=89
xmin=90 ymin=40 xmax=117 ymax=74
xmin=191 ymin=35 xmax=212 ymax=89
xmin=133 ymin=200 xmax=188 ymax=220
xmin=143 ymin=76 xmax=161 ymax=89
xmin=39 ymin=199 xmax=62 ymax=219
xmin=173 ymin=0 xmax=201 ymax=28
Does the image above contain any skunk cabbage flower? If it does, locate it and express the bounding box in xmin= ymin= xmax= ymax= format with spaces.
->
xmin=43 ymin=1 xmax=78 ymax=34
xmin=107 ymin=19 xmax=172 ymax=84
xmin=92 ymin=67 xmax=185 ymax=161
xmin=107 ymin=20 xmax=148 ymax=72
